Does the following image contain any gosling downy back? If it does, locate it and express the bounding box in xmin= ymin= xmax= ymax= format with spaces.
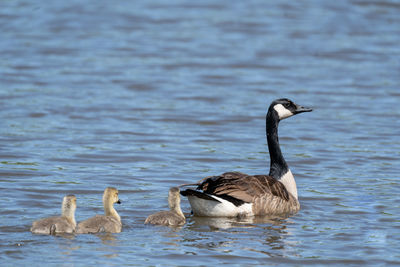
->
xmin=76 ymin=187 xmax=122 ymax=234
xmin=145 ymin=187 xmax=185 ymax=226
xmin=30 ymin=195 xmax=77 ymax=235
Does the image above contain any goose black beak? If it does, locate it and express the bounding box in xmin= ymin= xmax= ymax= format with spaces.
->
xmin=116 ymin=199 xmax=121 ymax=204
xmin=294 ymin=104 xmax=313 ymax=114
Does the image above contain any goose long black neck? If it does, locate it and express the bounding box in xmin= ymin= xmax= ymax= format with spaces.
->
xmin=266 ymin=109 xmax=289 ymax=180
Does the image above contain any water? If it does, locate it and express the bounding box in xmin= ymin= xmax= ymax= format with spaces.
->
xmin=1 ymin=0 xmax=399 ymax=265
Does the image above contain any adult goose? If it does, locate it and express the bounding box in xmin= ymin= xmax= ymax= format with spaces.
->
xmin=180 ymin=98 xmax=312 ymax=217
xmin=31 ymin=195 xmax=77 ymax=235
xmin=76 ymin=187 xmax=122 ymax=234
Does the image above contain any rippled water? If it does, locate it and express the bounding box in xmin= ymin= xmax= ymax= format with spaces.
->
xmin=1 ymin=0 xmax=399 ymax=266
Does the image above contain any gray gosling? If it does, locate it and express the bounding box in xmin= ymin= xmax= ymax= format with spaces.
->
xmin=145 ymin=187 xmax=185 ymax=226
xmin=31 ymin=195 xmax=77 ymax=235
xmin=76 ymin=187 xmax=122 ymax=234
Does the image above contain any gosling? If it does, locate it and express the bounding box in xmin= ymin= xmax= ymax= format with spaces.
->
xmin=145 ymin=187 xmax=185 ymax=226
xmin=31 ymin=195 xmax=77 ymax=235
xmin=76 ymin=187 xmax=122 ymax=234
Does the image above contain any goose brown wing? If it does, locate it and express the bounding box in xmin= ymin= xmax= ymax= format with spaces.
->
xmin=197 ymin=172 xmax=290 ymax=204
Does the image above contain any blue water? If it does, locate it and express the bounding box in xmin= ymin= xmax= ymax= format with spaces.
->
xmin=1 ymin=0 xmax=399 ymax=266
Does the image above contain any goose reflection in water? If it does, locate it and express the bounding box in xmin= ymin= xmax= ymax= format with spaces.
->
xmin=186 ymin=214 xmax=289 ymax=230
xmin=178 ymin=215 xmax=291 ymax=256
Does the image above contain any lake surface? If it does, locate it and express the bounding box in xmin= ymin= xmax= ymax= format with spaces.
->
xmin=1 ymin=0 xmax=399 ymax=266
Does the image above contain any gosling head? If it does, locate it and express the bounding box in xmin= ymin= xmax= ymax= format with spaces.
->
xmin=61 ymin=195 xmax=77 ymax=221
xmin=103 ymin=187 xmax=121 ymax=205
xmin=168 ymin=187 xmax=181 ymax=211
xmin=270 ymin=98 xmax=313 ymax=121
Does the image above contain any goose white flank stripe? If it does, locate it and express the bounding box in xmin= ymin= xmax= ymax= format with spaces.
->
xmin=180 ymin=98 xmax=312 ymax=217
xmin=187 ymin=194 xmax=253 ymax=217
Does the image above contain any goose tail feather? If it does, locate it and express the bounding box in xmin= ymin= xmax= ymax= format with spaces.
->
xmin=180 ymin=189 xmax=221 ymax=203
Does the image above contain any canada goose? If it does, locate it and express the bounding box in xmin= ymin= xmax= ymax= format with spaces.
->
xmin=30 ymin=195 xmax=77 ymax=235
xmin=180 ymin=98 xmax=312 ymax=217
xmin=145 ymin=187 xmax=185 ymax=226
xmin=76 ymin=187 xmax=122 ymax=234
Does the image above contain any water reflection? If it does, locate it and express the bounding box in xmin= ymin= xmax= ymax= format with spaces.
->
xmin=188 ymin=215 xmax=288 ymax=230
xmin=160 ymin=230 xmax=184 ymax=247
xmin=178 ymin=215 xmax=292 ymax=258
xmin=53 ymin=233 xmax=76 ymax=240
xmin=96 ymin=233 xmax=118 ymax=244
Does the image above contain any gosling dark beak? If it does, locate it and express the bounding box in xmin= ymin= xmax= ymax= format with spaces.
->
xmin=294 ymin=104 xmax=313 ymax=114
xmin=116 ymin=199 xmax=121 ymax=204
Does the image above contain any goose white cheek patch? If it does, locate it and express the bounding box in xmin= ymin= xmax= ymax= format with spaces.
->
xmin=274 ymin=104 xmax=293 ymax=120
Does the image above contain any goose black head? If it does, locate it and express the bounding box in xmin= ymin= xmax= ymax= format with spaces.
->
xmin=270 ymin=98 xmax=312 ymax=120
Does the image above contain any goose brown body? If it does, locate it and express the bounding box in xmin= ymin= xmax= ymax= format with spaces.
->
xmin=184 ymin=171 xmax=300 ymax=216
